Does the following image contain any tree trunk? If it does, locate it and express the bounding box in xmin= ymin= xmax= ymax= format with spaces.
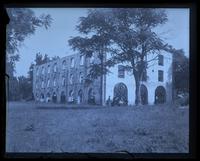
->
xmin=134 ymin=75 xmax=141 ymax=106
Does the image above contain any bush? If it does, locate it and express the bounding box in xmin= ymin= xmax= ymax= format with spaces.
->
xmin=176 ymin=93 xmax=189 ymax=106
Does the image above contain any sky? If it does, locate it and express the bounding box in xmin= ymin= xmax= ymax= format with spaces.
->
xmin=10 ymin=8 xmax=189 ymax=77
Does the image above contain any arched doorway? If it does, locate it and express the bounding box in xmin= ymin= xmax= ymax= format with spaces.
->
xmin=46 ymin=93 xmax=51 ymax=102
xmin=113 ymin=82 xmax=128 ymax=106
xmin=78 ymin=90 xmax=83 ymax=104
xmin=52 ymin=92 xmax=57 ymax=103
xmin=68 ymin=90 xmax=74 ymax=103
xmin=155 ymin=86 xmax=166 ymax=104
xmin=140 ymin=84 xmax=148 ymax=105
xmin=40 ymin=93 xmax=44 ymax=102
xmin=88 ymin=88 xmax=95 ymax=105
xmin=60 ymin=91 xmax=66 ymax=103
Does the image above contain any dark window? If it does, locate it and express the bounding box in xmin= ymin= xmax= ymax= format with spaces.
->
xmin=142 ymin=69 xmax=147 ymax=81
xmin=47 ymin=65 xmax=50 ymax=73
xmin=158 ymin=70 xmax=164 ymax=82
xmin=62 ymin=60 xmax=66 ymax=69
xmin=118 ymin=65 xmax=125 ymax=78
xmin=158 ymin=55 xmax=164 ymax=66
xmin=53 ymin=63 xmax=57 ymax=72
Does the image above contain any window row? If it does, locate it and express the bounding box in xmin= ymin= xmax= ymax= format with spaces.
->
xmin=158 ymin=54 xmax=164 ymax=66
xmin=36 ymin=55 xmax=85 ymax=76
xmin=36 ymin=88 xmax=95 ymax=104
xmin=117 ymin=65 xmax=164 ymax=82
xmin=35 ymin=73 xmax=84 ymax=89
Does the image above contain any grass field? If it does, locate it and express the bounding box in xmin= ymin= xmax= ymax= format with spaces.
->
xmin=6 ymin=102 xmax=189 ymax=153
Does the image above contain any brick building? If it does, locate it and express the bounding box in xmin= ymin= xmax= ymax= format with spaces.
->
xmin=33 ymin=50 xmax=172 ymax=105
xmin=33 ymin=53 xmax=103 ymax=104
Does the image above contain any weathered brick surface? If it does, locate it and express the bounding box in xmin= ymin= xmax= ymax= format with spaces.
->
xmin=33 ymin=53 xmax=102 ymax=105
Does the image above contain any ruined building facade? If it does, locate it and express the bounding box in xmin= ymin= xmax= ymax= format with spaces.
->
xmin=33 ymin=50 xmax=172 ymax=105
xmin=33 ymin=53 xmax=103 ymax=105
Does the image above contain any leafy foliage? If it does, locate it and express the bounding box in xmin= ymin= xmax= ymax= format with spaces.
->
xmin=172 ymin=49 xmax=189 ymax=93
xmin=6 ymin=8 xmax=52 ymax=56
xmin=69 ymin=8 xmax=171 ymax=105
xmin=6 ymin=8 xmax=52 ymax=101
xmin=6 ymin=8 xmax=52 ymax=77
xmin=18 ymin=76 xmax=32 ymax=100
xmin=34 ymin=52 xmax=51 ymax=65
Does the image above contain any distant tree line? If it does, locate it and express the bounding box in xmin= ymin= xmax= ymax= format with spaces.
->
xmin=7 ymin=53 xmax=60 ymax=101
xmin=172 ymin=49 xmax=189 ymax=105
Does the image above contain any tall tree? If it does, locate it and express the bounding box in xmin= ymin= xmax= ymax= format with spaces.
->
xmin=6 ymin=8 xmax=52 ymax=76
xmin=172 ymin=49 xmax=189 ymax=94
xmin=18 ymin=76 xmax=32 ymax=100
xmin=69 ymin=8 xmax=171 ymax=105
xmin=6 ymin=8 xmax=52 ymax=101
xmin=34 ymin=52 xmax=51 ymax=65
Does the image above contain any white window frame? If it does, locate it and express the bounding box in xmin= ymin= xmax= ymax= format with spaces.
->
xmin=54 ymin=63 xmax=57 ymax=72
xmin=47 ymin=65 xmax=50 ymax=73
xmin=53 ymin=79 xmax=56 ymax=87
xmin=42 ymin=67 xmax=45 ymax=75
xmin=42 ymin=81 xmax=45 ymax=89
xmin=71 ymin=58 xmax=75 ymax=68
xmin=62 ymin=77 xmax=65 ymax=86
xmin=70 ymin=74 xmax=73 ymax=84
xmin=47 ymin=79 xmax=50 ymax=87
xmin=80 ymin=55 xmax=84 ymax=65
xmin=62 ymin=60 xmax=66 ymax=69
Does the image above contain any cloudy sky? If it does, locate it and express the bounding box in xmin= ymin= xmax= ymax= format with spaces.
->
xmin=10 ymin=8 xmax=189 ymax=77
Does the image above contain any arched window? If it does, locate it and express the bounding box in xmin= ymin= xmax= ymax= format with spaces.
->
xmin=78 ymin=90 xmax=83 ymax=104
xmin=52 ymin=92 xmax=57 ymax=103
xmin=60 ymin=91 xmax=66 ymax=103
xmin=70 ymin=74 xmax=73 ymax=84
xmin=42 ymin=67 xmax=45 ymax=75
xmin=71 ymin=58 xmax=74 ymax=68
xmin=53 ymin=78 xmax=56 ymax=87
xmin=113 ymin=82 xmax=128 ymax=105
xmin=62 ymin=77 xmax=65 ymax=86
xmin=80 ymin=55 xmax=84 ymax=65
xmin=53 ymin=63 xmax=57 ymax=72
xmin=40 ymin=93 xmax=45 ymax=102
xmin=62 ymin=60 xmax=66 ymax=69
xmin=88 ymin=88 xmax=95 ymax=104
xmin=47 ymin=79 xmax=50 ymax=87
xmin=41 ymin=81 xmax=45 ymax=89
xmin=155 ymin=86 xmax=166 ymax=104
xmin=46 ymin=93 xmax=51 ymax=102
xmin=47 ymin=65 xmax=51 ymax=73
xmin=79 ymin=72 xmax=83 ymax=83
